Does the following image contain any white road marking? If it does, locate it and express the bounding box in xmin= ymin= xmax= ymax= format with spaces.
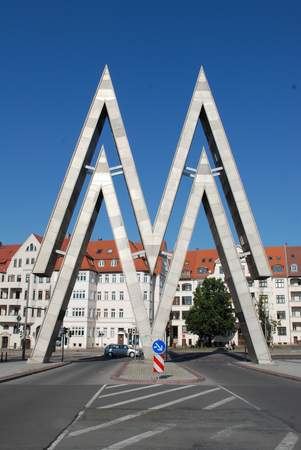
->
xmin=203 ymin=396 xmax=235 ymax=410
xmin=274 ymin=432 xmax=299 ymax=450
xmin=68 ymin=387 xmax=220 ymax=438
xmin=106 ymin=384 xmax=128 ymax=390
xmin=97 ymin=384 xmax=195 ymax=409
xmin=100 ymin=424 xmax=175 ymax=450
xmin=47 ymin=384 xmax=107 ymax=449
xmin=210 ymin=422 xmax=252 ymax=440
xmin=218 ymin=385 xmax=261 ymax=411
xmin=100 ymin=384 xmax=161 ymax=398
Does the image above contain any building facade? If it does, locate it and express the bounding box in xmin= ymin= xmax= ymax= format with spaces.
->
xmin=0 ymin=234 xmax=300 ymax=350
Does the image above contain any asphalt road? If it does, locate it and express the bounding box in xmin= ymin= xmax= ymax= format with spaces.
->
xmin=0 ymin=353 xmax=301 ymax=449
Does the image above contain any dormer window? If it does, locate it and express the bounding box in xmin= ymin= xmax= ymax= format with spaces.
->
xmin=272 ymin=264 xmax=284 ymax=273
xmin=111 ymin=259 xmax=117 ymax=267
xmin=107 ymin=249 xmax=113 ymax=254
xmin=98 ymin=260 xmax=105 ymax=267
xmin=198 ymin=267 xmax=208 ymax=274
xmin=291 ymin=264 xmax=298 ymax=272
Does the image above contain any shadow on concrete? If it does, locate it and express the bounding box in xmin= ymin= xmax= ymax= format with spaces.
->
xmin=168 ymin=348 xmax=250 ymax=363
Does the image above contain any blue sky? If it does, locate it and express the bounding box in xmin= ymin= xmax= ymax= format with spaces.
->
xmin=1 ymin=1 xmax=300 ymax=250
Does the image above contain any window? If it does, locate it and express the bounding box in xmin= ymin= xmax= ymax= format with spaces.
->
xmin=98 ymin=260 xmax=105 ymax=267
xmin=97 ymin=291 xmax=101 ymax=301
xmin=219 ymin=266 xmax=224 ymax=274
xmin=170 ymin=311 xmax=180 ymax=320
xmin=38 ymin=291 xmax=43 ymax=300
xmin=104 ymin=309 xmax=108 ymax=318
xmin=275 ymin=279 xmax=284 ymax=288
xmin=119 ymin=308 xmax=124 ymax=318
xmin=277 ymin=311 xmax=286 ymax=320
xmin=8 ymin=275 xmax=15 ymax=282
xmin=37 ymin=308 xmax=42 ymax=318
xmin=32 ymin=290 xmax=36 ymax=300
xmin=111 ymin=259 xmax=117 ymax=267
xmin=182 ymin=296 xmax=192 ymax=305
xmin=197 ymin=267 xmax=208 ymax=274
xmin=72 ymin=308 xmax=85 ymax=317
xmin=143 ymin=291 xmax=148 ymax=301
xmin=45 ymin=290 xmax=50 ymax=300
xmin=119 ymin=291 xmax=124 ymax=301
xmin=173 ymin=297 xmax=180 ymax=305
xmin=120 ymin=274 xmax=124 ymax=283
xmin=182 ymin=283 xmax=192 ymax=291
xmin=77 ymin=272 xmax=87 ymax=281
xmin=26 ymin=258 xmax=30 ymax=265
xmin=107 ymin=249 xmax=113 ymax=254
xmin=277 ymin=327 xmax=287 ymax=336
xmin=99 ymin=274 xmax=103 ymax=283
xmin=13 ymin=259 xmax=17 ymax=267
xmin=110 ymin=328 xmax=115 ymax=338
xmin=104 ymin=291 xmax=108 ymax=301
xmin=137 ymin=273 xmax=141 ymax=282
xmin=105 ymin=274 xmax=109 ymax=283
xmin=18 ymin=259 xmax=22 ymax=268
xmin=259 ymin=280 xmax=267 ymax=288
xmin=17 ymin=274 xmax=21 ymax=282
xmin=39 ymin=277 xmax=43 ymax=284
xmin=96 ymin=309 xmax=101 ymax=319
xmin=291 ymin=264 xmax=298 ymax=272
xmin=182 ymin=311 xmax=189 ymax=320
xmin=248 ymin=279 xmax=254 ymax=287
xmin=276 ymin=295 xmax=286 ymax=304
xmin=272 ymin=265 xmax=284 ymax=273
xmin=112 ymin=274 xmax=116 ymax=283
xmin=111 ymin=291 xmax=116 ymax=301
xmin=103 ymin=327 xmax=107 ymax=337
xmin=71 ymin=327 xmax=84 ymax=336
xmin=31 ymin=258 xmax=35 ymax=264
xmin=143 ymin=274 xmax=148 ymax=283
xmin=111 ymin=309 xmax=116 ymax=318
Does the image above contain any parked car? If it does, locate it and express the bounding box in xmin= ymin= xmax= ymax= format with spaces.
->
xmin=104 ymin=344 xmax=143 ymax=358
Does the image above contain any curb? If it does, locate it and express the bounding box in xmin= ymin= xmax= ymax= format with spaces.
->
xmin=111 ymin=360 xmax=205 ymax=385
xmin=0 ymin=361 xmax=71 ymax=383
xmin=236 ymin=362 xmax=301 ymax=383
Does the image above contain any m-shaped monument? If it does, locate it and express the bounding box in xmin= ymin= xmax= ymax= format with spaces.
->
xmin=29 ymin=66 xmax=272 ymax=364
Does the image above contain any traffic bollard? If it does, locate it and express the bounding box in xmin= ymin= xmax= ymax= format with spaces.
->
xmin=5 ymin=352 xmax=7 ymax=362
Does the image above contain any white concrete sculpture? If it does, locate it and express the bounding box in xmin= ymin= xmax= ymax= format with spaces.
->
xmin=30 ymin=66 xmax=272 ymax=364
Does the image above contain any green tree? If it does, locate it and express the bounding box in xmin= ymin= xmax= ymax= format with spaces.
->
xmin=257 ymin=296 xmax=278 ymax=346
xmin=185 ymin=278 xmax=236 ymax=347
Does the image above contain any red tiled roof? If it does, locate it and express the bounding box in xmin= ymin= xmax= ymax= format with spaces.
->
xmin=0 ymin=244 xmax=21 ymax=273
xmin=183 ymin=249 xmax=219 ymax=280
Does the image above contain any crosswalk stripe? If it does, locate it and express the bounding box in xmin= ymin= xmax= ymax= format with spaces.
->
xmin=68 ymin=387 xmax=220 ymax=438
xmin=100 ymin=384 xmax=161 ymax=398
xmin=100 ymin=424 xmax=175 ymax=450
xmin=106 ymin=384 xmax=128 ymax=390
xmin=97 ymin=384 xmax=195 ymax=409
xmin=203 ymin=396 xmax=235 ymax=410
xmin=274 ymin=432 xmax=299 ymax=450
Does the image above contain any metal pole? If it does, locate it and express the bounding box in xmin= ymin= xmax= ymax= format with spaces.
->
xmin=61 ymin=330 xmax=64 ymax=362
xmin=22 ymin=272 xmax=31 ymax=360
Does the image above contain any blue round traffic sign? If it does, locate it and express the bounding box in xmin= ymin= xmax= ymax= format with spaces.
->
xmin=152 ymin=339 xmax=166 ymax=354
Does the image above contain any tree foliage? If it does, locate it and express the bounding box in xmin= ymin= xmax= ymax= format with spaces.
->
xmin=257 ymin=297 xmax=278 ymax=346
xmin=185 ymin=278 xmax=236 ymax=346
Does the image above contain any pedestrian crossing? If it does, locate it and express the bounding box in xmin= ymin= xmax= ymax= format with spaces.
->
xmin=48 ymin=383 xmax=300 ymax=450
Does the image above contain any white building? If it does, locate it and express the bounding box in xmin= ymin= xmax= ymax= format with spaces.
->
xmin=0 ymin=234 xmax=300 ymax=350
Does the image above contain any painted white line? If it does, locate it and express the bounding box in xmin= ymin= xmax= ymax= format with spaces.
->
xmin=68 ymin=387 xmax=220 ymax=438
xmin=203 ymin=396 xmax=235 ymax=410
xmin=47 ymin=384 xmax=107 ymax=449
xmin=100 ymin=424 xmax=175 ymax=450
xmin=106 ymin=384 xmax=128 ymax=390
xmin=218 ymin=385 xmax=261 ymax=411
xmin=274 ymin=432 xmax=299 ymax=450
xmin=100 ymin=384 xmax=161 ymax=398
xmin=210 ymin=422 xmax=252 ymax=440
xmin=97 ymin=384 xmax=195 ymax=409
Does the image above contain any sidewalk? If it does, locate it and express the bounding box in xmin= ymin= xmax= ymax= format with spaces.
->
xmin=0 ymin=349 xmax=101 ymax=383
xmin=111 ymin=359 xmax=204 ymax=384
xmin=238 ymin=359 xmax=301 ymax=382
xmin=0 ymin=360 xmax=70 ymax=383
